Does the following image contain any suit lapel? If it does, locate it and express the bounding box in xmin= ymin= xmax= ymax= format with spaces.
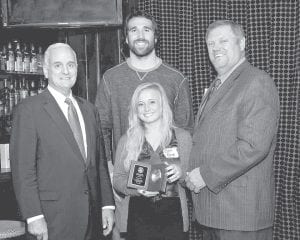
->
xmin=198 ymin=61 xmax=249 ymax=124
xmin=42 ymin=90 xmax=86 ymax=167
xmin=194 ymin=79 xmax=218 ymax=129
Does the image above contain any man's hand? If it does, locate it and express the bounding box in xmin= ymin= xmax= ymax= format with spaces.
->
xmin=185 ymin=167 xmax=206 ymax=193
xmin=27 ymin=217 xmax=48 ymax=240
xmin=102 ymin=209 xmax=114 ymax=236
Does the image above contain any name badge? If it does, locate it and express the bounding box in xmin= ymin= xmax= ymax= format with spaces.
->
xmin=163 ymin=147 xmax=179 ymax=158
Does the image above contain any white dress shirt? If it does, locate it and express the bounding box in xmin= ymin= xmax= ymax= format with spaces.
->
xmin=48 ymin=85 xmax=87 ymax=157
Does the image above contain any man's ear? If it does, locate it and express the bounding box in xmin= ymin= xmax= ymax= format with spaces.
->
xmin=240 ymin=37 xmax=246 ymax=51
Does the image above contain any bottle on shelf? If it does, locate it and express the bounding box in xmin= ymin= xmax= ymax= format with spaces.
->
xmin=22 ymin=43 xmax=31 ymax=73
xmin=30 ymin=43 xmax=38 ymax=73
xmin=37 ymin=76 xmax=46 ymax=94
xmin=9 ymin=79 xmax=15 ymax=113
xmin=19 ymin=76 xmax=29 ymax=101
xmin=43 ymin=77 xmax=48 ymax=90
xmin=0 ymin=45 xmax=7 ymax=71
xmin=3 ymin=99 xmax=10 ymax=134
xmin=37 ymin=46 xmax=44 ymax=74
xmin=6 ymin=41 xmax=15 ymax=72
xmin=13 ymin=77 xmax=20 ymax=106
xmin=2 ymin=78 xmax=12 ymax=133
xmin=3 ymin=91 xmax=10 ymax=118
xmin=14 ymin=40 xmax=23 ymax=72
xmin=0 ymin=98 xmax=4 ymax=130
xmin=29 ymin=79 xmax=38 ymax=97
xmin=2 ymin=78 xmax=10 ymax=107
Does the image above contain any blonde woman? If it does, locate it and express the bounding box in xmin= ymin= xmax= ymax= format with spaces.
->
xmin=113 ymin=82 xmax=192 ymax=240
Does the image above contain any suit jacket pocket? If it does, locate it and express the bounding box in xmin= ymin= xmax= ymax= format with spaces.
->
xmin=39 ymin=191 xmax=59 ymax=201
xmin=40 ymin=191 xmax=62 ymax=229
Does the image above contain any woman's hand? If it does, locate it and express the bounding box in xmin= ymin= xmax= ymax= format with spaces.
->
xmin=137 ymin=189 xmax=159 ymax=197
xmin=165 ymin=163 xmax=182 ymax=183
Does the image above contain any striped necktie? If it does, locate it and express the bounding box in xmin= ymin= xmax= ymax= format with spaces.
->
xmin=65 ymin=98 xmax=86 ymax=161
xmin=210 ymin=78 xmax=221 ymax=97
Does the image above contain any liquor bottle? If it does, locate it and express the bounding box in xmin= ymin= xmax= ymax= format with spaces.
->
xmin=22 ymin=43 xmax=31 ymax=73
xmin=2 ymin=78 xmax=10 ymax=131
xmin=29 ymin=79 xmax=38 ymax=96
xmin=30 ymin=43 xmax=38 ymax=73
xmin=0 ymin=98 xmax=4 ymax=129
xmin=0 ymin=45 xmax=7 ymax=71
xmin=19 ymin=76 xmax=29 ymax=101
xmin=2 ymin=78 xmax=10 ymax=106
xmin=3 ymin=79 xmax=15 ymax=133
xmin=9 ymin=79 xmax=15 ymax=112
xmin=1 ymin=79 xmax=10 ymax=132
xmin=6 ymin=41 xmax=15 ymax=72
xmin=37 ymin=76 xmax=46 ymax=94
xmin=14 ymin=41 xmax=23 ymax=72
xmin=3 ymin=100 xmax=10 ymax=134
xmin=13 ymin=78 xmax=20 ymax=106
xmin=37 ymin=46 xmax=44 ymax=74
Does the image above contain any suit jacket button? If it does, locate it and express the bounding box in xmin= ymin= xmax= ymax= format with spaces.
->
xmin=84 ymin=190 xmax=89 ymax=195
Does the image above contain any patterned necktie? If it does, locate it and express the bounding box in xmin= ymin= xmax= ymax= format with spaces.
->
xmin=195 ymin=78 xmax=222 ymax=126
xmin=65 ymin=98 xmax=86 ymax=160
xmin=210 ymin=78 xmax=221 ymax=98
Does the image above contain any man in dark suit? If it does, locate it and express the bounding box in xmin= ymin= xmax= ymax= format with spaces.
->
xmin=185 ymin=20 xmax=280 ymax=240
xmin=10 ymin=43 xmax=114 ymax=240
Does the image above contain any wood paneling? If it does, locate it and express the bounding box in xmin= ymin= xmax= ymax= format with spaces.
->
xmin=57 ymin=28 xmax=121 ymax=103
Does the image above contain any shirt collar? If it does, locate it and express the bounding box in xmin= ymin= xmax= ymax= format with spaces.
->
xmin=126 ymin=57 xmax=162 ymax=72
xmin=218 ymin=57 xmax=246 ymax=84
xmin=47 ymin=85 xmax=75 ymax=105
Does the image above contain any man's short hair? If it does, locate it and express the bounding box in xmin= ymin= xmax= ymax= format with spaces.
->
xmin=206 ymin=20 xmax=245 ymax=41
xmin=44 ymin=43 xmax=77 ymax=67
xmin=124 ymin=10 xmax=159 ymax=39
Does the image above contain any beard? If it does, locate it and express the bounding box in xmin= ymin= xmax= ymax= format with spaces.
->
xmin=128 ymin=39 xmax=155 ymax=57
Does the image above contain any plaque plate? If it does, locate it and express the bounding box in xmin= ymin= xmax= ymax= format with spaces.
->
xmin=127 ymin=162 xmax=167 ymax=192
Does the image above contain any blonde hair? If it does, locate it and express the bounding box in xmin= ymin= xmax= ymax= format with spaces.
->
xmin=123 ymin=82 xmax=175 ymax=171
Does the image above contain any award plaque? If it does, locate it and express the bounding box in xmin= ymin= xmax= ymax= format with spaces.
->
xmin=127 ymin=162 xmax=167 ymax=192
